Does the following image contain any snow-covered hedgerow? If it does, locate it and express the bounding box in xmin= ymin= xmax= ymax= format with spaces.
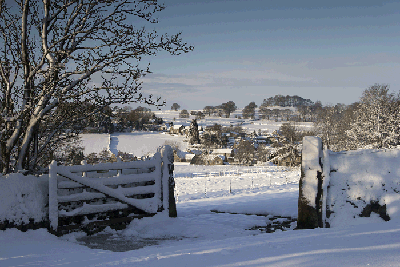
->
xmin=299 ymin=136 xmax=400 ymax=229
xmin=327 ymin=148 xmax=400 ymax=227
xmin=0 ymin=174 xmax=48 ymax=226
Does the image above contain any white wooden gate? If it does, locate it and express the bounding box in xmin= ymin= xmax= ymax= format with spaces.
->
xmin=49 ymin=146 xmax=175 ymax=235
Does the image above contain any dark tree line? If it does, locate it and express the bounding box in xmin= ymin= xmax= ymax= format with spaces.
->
xmin=261 ymin=95 xmax=314 ymax=107
xmin=112 ymin=106 xmax=162 ymax=132
xmin=203 ymin=101 xmax=237 ymax=118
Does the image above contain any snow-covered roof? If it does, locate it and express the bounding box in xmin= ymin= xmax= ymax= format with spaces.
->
xmin=216 ymin=155 xmax=225 ymax=160
xmin=212 ymin=149 xmax=233 ymax=154
xmin=257 ymin=135 xmax=271 ymax=139
xmin=185 ymin=154 xmax=196 ymax=160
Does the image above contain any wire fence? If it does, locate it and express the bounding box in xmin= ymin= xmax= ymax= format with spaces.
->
xmin=174 ymin=167 xmax=300 ymax=202
xmin=174 ymin=166 xmax=294 ymax=179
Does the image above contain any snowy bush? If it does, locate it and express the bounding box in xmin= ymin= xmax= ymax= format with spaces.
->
xmin=300 ymin=136 xmax=400 ymax=228
xmin=327 ymin=148 xmax=400 ymax=227
xmin=0 ymin=173 xmax=48 ymax=226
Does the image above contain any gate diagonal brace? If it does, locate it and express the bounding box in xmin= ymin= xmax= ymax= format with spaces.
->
xmin=57 ymin=169 xmax=151 ymax=214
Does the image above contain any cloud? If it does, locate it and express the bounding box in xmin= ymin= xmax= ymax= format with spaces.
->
xmin=142 ymin=73 xmax=212 ymax=87
xmin=204 ymin=69 xmax=314 ymax=83
xmin=141 ymin=69 xmax=316 ymax=93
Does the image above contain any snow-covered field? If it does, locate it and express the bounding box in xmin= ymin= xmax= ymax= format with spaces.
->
xmin=80 ymin=132 xmax=188 ymax=156
xmin=80 ymin=134 xmax=111 ymax=155
xmin=111 ymin=132 xmax=188 ymax=156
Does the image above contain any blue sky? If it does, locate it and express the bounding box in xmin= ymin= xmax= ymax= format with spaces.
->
xmin=136 ymin=0 xmax=400 ymax=110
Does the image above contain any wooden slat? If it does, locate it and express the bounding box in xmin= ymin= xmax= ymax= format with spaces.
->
xmin=59 ymin=202 xmax=130 ymax=217
xmin=58 ymin=173 xmax=156 ymax=189
xmin=119 ymin=185 xmax=156 ymax=196
xmin=58 ymin=191 xmax=106 ymax=203
xmin=60 ymin=160 xmax=157 ymax=173
xmin=58 ymin=185 xmax=156 ymax=203
xmin=59 ymin=196 xmax=157 ymax=217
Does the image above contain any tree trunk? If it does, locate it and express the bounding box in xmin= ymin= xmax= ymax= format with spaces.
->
xmin=16 ymin=116 xmax=39 ymax=171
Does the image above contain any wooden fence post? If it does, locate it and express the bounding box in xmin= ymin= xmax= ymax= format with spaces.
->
xmin=321 ymin=148 xmax=331 ymax=228
xmin=153 ymin=152 xmax=163 ymax=212
xmin=297 ymin=136 xmax=324 ymax=229
xmin=160 ymin=145 xmax=177 ymax=217
xmin=49 ymin=160 xmax=58 ymax=233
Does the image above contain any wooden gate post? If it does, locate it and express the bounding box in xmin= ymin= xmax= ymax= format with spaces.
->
xmin=49 ymin=160 xmax=58 ymax=233
xmin=160 ymin=145 xmax=177 ymax=217
xmin=298 ymin=136 xmax=323 ymax=229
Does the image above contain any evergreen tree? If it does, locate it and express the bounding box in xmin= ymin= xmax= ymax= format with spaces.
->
xmin=189 ymin=119 xmax=200 ymax=145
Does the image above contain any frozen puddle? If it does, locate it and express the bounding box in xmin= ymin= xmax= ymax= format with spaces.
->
xmin=75 ymin=212 xmax=297 ymax=252
xmin=77 ymin=233 xmax=181 ymax=252
xmin=210 ymin=210 xmax=297 ymax=233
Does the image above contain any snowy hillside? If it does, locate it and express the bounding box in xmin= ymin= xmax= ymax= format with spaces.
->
xmin=154 ymin=109 xmax=313 ymax=133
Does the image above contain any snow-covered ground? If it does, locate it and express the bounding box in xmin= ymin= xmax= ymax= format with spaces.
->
xmin=109 ymin=132 xmax=188 ymax=157
xmin=80 ymin=134 xmax=111 ymax=155
xmin=80 ymin=132 xmax=188 ymax=156
xmin=2 ymin=127 xmax=400 ymax=266
xmin=1 ymin=163 xmax=400 ymax=266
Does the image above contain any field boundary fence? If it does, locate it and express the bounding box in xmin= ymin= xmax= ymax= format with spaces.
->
xmin=174 ymin=166 xmax=293 ymax=179
xmin=174 ymin=166 xmax=299 ymax=201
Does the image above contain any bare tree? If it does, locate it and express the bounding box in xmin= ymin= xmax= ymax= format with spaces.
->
xmin=0 ymin=0 xmax=193 ymax=173
xmin=314 ymin=104 xmax=348 ymax=150
xmin=347 ymin=84 xmax=399 ymax=149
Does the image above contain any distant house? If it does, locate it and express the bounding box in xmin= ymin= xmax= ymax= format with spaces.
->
xmin=183 ymin=125 xmax=191 ymax=136
xmin=143 ymin=124 xmax=161 ymax=131
xmin=256 ymin=135 xmax=272 ymax=145
xmin=190 ymin=152 xmax=225 ymax=165
xmin=211 ymin=149 xmax=234 ymax=162
xmin=210 ymin=156 xmax=224 ymax=165
xmin=169 ymin=125 xmax=184 ymax=135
